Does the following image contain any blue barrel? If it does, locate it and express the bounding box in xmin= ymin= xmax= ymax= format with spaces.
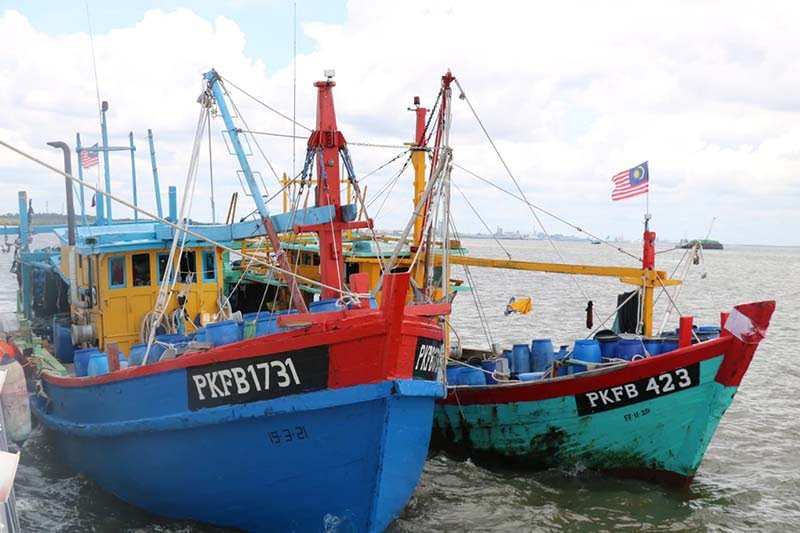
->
xmin=256 ymin=310 xmax=300 ymax=336
xmin=458 ymin=368 xmax=486 ymax=386
xmin=595 ymin=332 xmax=620 ymax=358
xmin=310 ymin=299 xmax=343 ymax=313
xmin=661 ymin=335 xmax=679 ymax=353
xmin=129 ymin=343 xmax=147 ymax=366
xmin=74 ymin=347 xmax=99 ymax=377
xmin=446 ymin=365 xmax=463 ymax=385
xmin=481 ymin=360 xmax=498 ymax=385
xmin=572 ymin=339 xmax=601 ymax=373
xmin=554 ymin=345 xmax=569 ymax=376
xmin=643 ymin=337 xmax=663 ymax=356
xmin=194 ymin=328 xmax=208 ymax=343
xmin=518 ymin=372 xmax=545 ymax=382
xmin=530 ymin=339 xmax=554 ymax=372
xmin=501 ymin=349 xmax=513 ymax=370
xmin=695 ymin=326 xmax=720 ymax=342
xmin=205 ymin=321 xmax=241 ymax=347
xmin=52 ymin=318 xmax=74 ymax=363
xmin=615 ymin=338 xmax=646 ymax=361
xmin=87 ymin=351 xmax=109 ymax=376
xmin=151 ymin=333 xmax=190 ymax=361
xmin=511 ymin=344 xmax=531 ymax=374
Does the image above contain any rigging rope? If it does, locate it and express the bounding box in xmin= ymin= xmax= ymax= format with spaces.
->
xmin=220 ymin=75 xmax=313 ymax=132
xmin=452 ymin=180 xmax=512 ymax=260
xmin=452 ymin=162 xmax=641 ymax=263
xmin=448 ymin=215 xmax=495 ymax=348
xmin=0 ymin=139 xmax=361 ymax=300
xmin=242 ymin=130 xmax=409 ymax=150
xmin=144 ymin=106 xmax=208 ymax=361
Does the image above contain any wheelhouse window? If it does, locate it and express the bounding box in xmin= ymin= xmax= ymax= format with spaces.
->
xmin=157 ymin=251 xmax=197 ymax=283
xmin=157 ymin=253 xmax=171 ymax=284
xmin=132 ymin=253 xmax=151 ymax=287
xmin=108 ymin=256 xmax=126 ymax=289
xmin=202 ymin=251 xmax=216 ymax=282
xmin=178 ymin=251 xmax=197 ymax=283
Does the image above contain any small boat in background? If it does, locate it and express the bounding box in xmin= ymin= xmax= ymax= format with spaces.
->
xmin=680 ymin=238 xmax=723 ymax=250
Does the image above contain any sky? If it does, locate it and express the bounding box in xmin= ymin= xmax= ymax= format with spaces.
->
xmin=0 ymin=0 xmax=799 ymax=247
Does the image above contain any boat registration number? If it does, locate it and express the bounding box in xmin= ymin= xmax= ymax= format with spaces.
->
xmin=186 ymin=346 xmax=329 ymax=411
xmin=574 ymin=363 xmax=700 ymax=416
xmin=413 ymin=337 xmax=443 ymax=380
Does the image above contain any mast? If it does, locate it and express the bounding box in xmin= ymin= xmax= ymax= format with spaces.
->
xmin=641 ymin=214 xmax=656 ymax=336
xmin=424 ymin=71 xmax=455 ymax=301
xmin=304 ymin=71 xmax=354 ymax=300
xmin=203 ymin=70 xmax=309 ymax=313
xmin=410 ymin=97 xmax=428 ymax=290
xmin=410 ymin=97 xmax=428 ymax=248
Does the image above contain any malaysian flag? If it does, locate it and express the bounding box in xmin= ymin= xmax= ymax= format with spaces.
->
xmin=80 ymin=143 xmax=99 ymax=168
xmin=611 ymin=162 xmax=649 ymax=201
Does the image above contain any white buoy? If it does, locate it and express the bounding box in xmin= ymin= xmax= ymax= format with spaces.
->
xmin=0 ymin=345 xmax=31 ymax=444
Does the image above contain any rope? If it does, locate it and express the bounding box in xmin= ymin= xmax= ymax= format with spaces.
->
xmin=219 ymin=82 xmax=282 ymax=188
xmin=452 ymin=180 xmax=512 ymax=259
xmin=0 ymin=138 xmax=360 ymax=299
xmin=453 ymin=162 xmax=641 ymax=263
xmin=145 ymin=107 xmax=208 ymax=362
xmin=357 ymin=149 xmax=411 ymax=182
xmin=453 ymin=79 xmax=602 ymax=321
xmin=220 ymin=75 xmax=313 ymax=132
xmin=242 ymin=130 xmax=408 ymax=150
xmin=654 ymin=275 xmax=701 ymax=343
xmin=83 ymin=0 xmax=102 ymax=127
xmin=448 ymin=215 xmax=494 ymax=348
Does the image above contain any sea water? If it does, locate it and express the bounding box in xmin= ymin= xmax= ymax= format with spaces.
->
xmin=3 ymin=237 xmax=798 ymax=531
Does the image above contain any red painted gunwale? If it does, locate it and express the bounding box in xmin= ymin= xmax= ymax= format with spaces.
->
xmin=44 ymin=307 xmax=443 ymax=389
xmin=441 ymin=300 xmax=774 ymax=406
xmin=441 ymin=337 xmax=732 ymax=406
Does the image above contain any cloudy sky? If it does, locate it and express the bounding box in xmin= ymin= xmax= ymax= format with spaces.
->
xmin=1 ymin=0 xmax=798 ymax=247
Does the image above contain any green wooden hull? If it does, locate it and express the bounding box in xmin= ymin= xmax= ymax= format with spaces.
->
xmin=432 ymin=302 xmax=775 ymax=485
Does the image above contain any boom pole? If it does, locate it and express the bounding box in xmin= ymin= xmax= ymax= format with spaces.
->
xmin=203 ymin=69 xmax=308 ymax=313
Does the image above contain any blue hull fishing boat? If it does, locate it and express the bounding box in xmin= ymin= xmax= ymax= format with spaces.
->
xmin=2 ymin=68 xmax=450 ymax=531
xmin=32 ymin=335 xmax=441 ymax=531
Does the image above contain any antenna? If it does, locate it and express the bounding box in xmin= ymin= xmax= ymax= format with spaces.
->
xmin=84 ymin=0 xmax=102 ymax=118
xmin=292 ymin=1 xmax=297 ymax=205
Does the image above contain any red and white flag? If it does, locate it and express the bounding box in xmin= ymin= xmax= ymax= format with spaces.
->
xmin=81 ymin=143 xmax=99 ymax=168
xmin=611 ymin=161 xmax=649 ymax=201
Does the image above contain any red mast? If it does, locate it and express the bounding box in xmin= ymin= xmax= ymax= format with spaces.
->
xmin=301 ymin=74 xmax=370 ymax=299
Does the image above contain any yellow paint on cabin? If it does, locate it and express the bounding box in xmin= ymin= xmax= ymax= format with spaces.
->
xmin=62 ymin=247 xmax=224 ymax=357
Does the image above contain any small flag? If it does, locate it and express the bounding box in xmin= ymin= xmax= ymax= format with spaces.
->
xmin=611 ymin=161 xmax=649 ymax=201
xmin=81 ymin=143 xmax=99 ymax=168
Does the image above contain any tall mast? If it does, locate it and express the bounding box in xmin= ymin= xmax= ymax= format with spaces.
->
xmin=411 ymin=97 xmax=428 ymax=249
xmin=423 ymin=71 xmax=455 ymax=300
xmin=307 ymin=72 xmax=348 ymax=300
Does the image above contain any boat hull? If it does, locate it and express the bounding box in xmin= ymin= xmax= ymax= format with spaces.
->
xmin=433 ymin=301 xmax=774 ymax=485
xmin=31 ymin=279 xmax=450 ymax=531
xmin=35 ymin=378 xmax=440 ymax=532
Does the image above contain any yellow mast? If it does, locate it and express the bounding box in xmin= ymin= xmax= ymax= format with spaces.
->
xmin=410 ymin=97 xmax=428 ymax=290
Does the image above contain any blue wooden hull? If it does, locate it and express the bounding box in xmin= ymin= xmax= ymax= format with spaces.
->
xmin=33 ymin=376 xmax=443 ymax=532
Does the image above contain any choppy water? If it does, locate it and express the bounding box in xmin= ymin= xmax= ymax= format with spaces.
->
xmin=1 ymin=238 xmax=798 ymax=532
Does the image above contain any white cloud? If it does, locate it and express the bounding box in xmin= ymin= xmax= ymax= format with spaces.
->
xmin=0 ymin=1 xmax=798 ymax=245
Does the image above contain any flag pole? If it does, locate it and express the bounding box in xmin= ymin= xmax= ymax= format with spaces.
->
xmin=644 ymin=163 xmax=650 ymax=231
